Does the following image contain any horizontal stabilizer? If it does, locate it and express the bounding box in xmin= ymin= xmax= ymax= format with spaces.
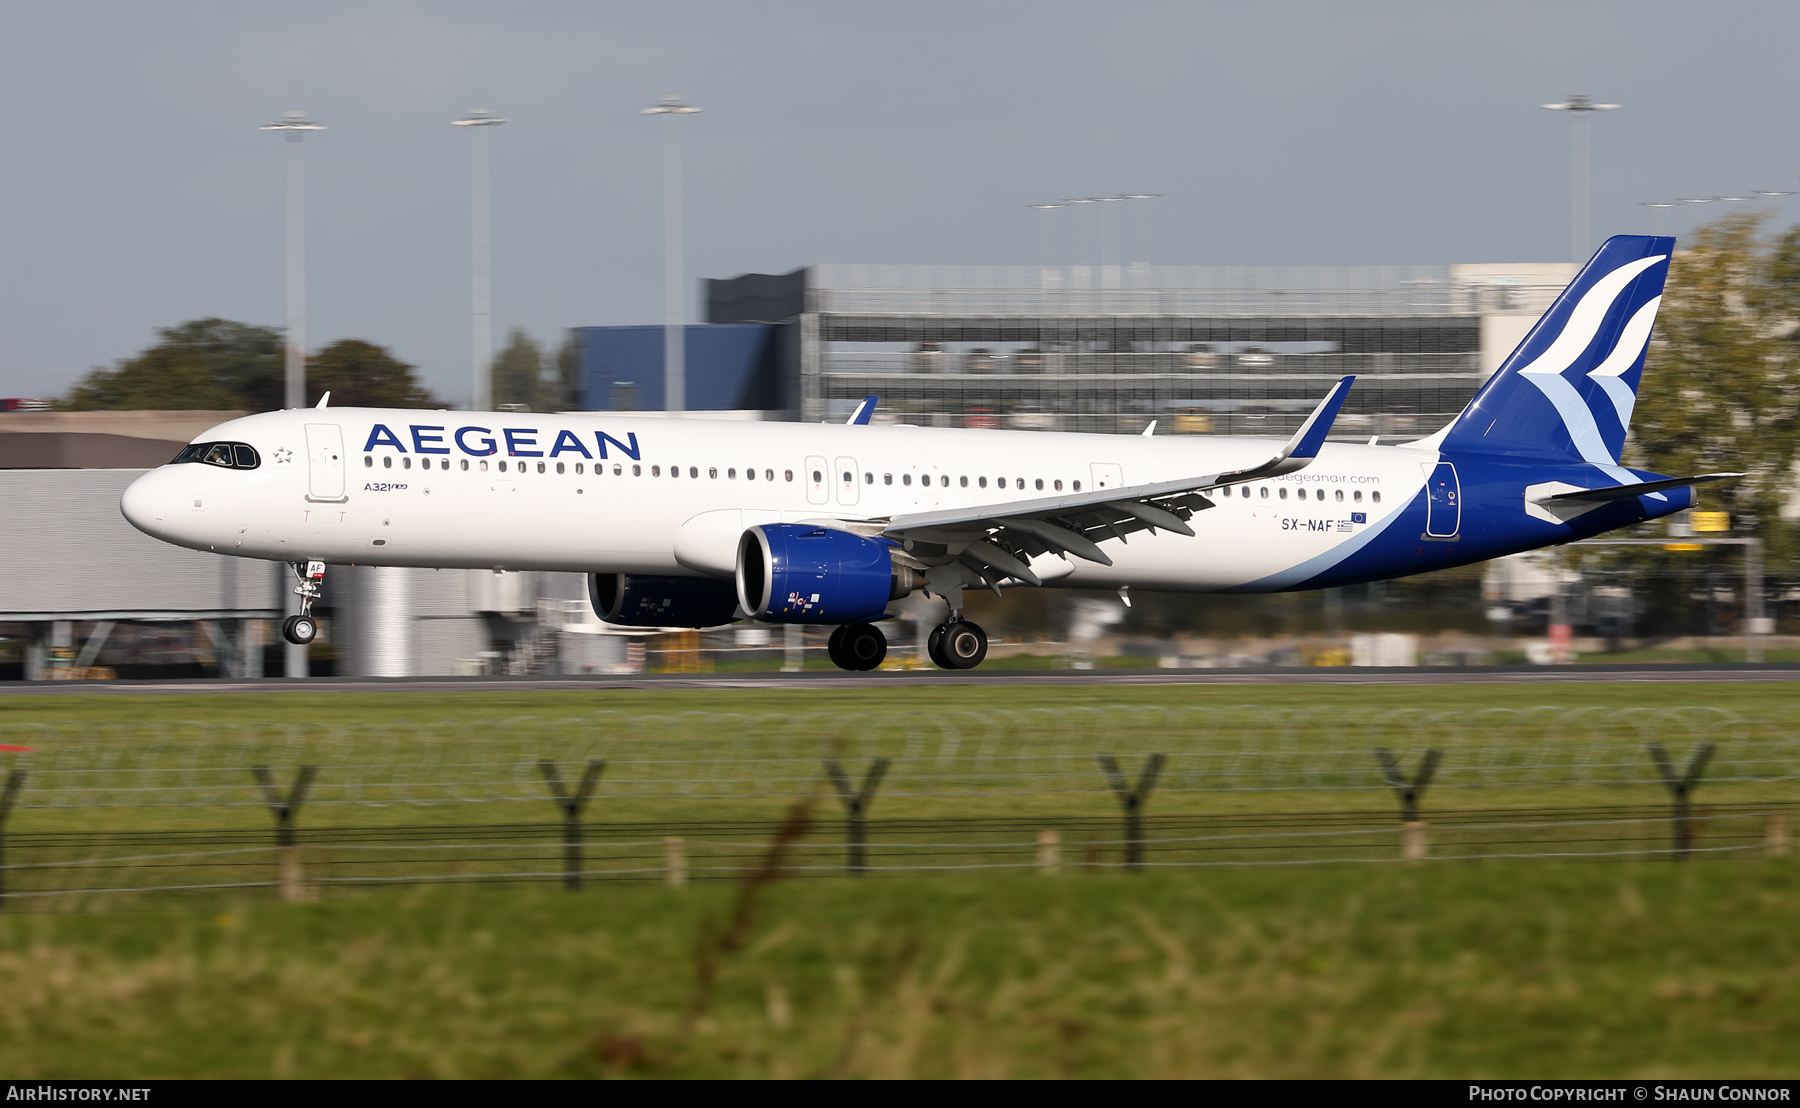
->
xmin=1540 ymin=472 xmax=1744 ymax=504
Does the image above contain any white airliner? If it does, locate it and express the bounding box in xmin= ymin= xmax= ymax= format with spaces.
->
xmin=121 ymin=236 xmax=1736 ymax=670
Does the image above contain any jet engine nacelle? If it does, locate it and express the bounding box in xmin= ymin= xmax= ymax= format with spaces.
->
xmin=736 ymin=523 xmax=922 ymax=624
xmin=588 ymin=573 xmax=741 ymax=629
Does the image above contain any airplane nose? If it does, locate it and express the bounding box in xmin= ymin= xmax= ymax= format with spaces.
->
xmin=120 ymin=468 xmax=169 ymax=536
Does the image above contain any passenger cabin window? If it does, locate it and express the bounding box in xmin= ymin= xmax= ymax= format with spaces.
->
xmin=1371 ymin=491 xmax=1381 ymax=504
xmin=960 ymin=476 xmax=968 ymax=488
xmin=1072 ymin=480 xmax=1081 ymax=491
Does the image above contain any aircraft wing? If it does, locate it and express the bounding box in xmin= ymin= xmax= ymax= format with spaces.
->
xmin=880 ymin=377 xmax=1354 ymax=586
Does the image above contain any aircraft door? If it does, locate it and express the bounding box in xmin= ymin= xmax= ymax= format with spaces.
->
xmin=834 ymin=457 xmax=859 ymax=506
xmin=1425 ymin=461 xmax=1460 ymax=537
xmin=1090 ymin=462 xmax=1124 ymax=491
xmin=305 ymin=423 xmax=347 ymax=502
xmin=804 ymin=455 xmax=829 ymax=506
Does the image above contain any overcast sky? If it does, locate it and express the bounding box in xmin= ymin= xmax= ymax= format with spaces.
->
xmin=2 ymin=0 xmax=1797 ymax=405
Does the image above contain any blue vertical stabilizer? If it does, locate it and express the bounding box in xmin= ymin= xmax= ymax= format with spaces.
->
xmin=1438 ymin=235 xmax=1673 ymax=464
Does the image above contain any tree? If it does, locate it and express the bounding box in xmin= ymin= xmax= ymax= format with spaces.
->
xmin=306 ymin=340 xmax=442 ymax=409
xmin=60 ymin=320 xmax=441 ymax=413
xmin=1630 ymin=211 xmax=1800 ymax=567
xmin=553 ymin=331 xmax=581 ymax=411
xmin=491 ymin=328 xmax=552 ymax=411
xmin=61 ymin=319 xmax=283 ymax=411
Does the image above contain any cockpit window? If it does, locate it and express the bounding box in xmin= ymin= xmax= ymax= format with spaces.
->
xmin=172 ymin=441 xmax=261 ymax=470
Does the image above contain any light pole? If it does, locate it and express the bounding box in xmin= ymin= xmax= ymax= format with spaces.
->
xmin=1119 ymin=193 xmax=1161 ymax=271
xmin=1027 ymin=203 xmax=1065 ymax=268
xmin=452 ymin=109 xmax=507 ymax=411
xmin=260 ymin=110 xmax=324 ymax=681
xmin=641 ymin=94 xmax=702 ymax=412
xmin=260 ymin=111 xmax=325 ymax=410
xmin=1638 ymin=201 xmax=1676 ymax=238
xmin=1091 ymin=196 xmax=1125 ymax=271
xmin=1062 ymin=197 xmax=1102 ymax=268
xmin=1542 ymin=95 xmax=1619 ymax=263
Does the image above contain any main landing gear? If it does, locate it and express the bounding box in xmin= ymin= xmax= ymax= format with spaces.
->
xmin=827 ymin=623 xmax=888 ymax=671
xmin=927 ymin=619 xmax=988 ymax=670
xmin=282 ymin=560 xmax=326 ymax=646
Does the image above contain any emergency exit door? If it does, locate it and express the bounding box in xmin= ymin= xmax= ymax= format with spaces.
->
xmin=1425 ymin=461 xmax=1460 ymax=538
xmin=835 ymin=457 xmax=860 ymax=506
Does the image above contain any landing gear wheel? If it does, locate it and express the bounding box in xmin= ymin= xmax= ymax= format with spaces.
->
xmin=837 ymin=622 xmax=888 ymax=671
xmin=282 ymin=614 xmax=318 ymax=646
xmin=826 ymin=625 xmax=849 ymax=670
xmin=927 ymin=623 xmax=952 ymax=669
xmin=940 ymin=621 xmax=987 ymax=669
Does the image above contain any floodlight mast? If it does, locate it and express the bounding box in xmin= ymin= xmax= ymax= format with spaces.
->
xmin=260 ymin=111 xmax=326 ymax=411
xmin=642 ymin=94 xmax=702 ymax=413
xmin=452 ymin=109 xmax=507 ymax=412
xmin=1542 ymin=95 xmax=1620 ymax=262
xmin=1027 ymin=203 xmax=1066 ymax=268
xmin=259 ymin=110 xmax=324 ymax=681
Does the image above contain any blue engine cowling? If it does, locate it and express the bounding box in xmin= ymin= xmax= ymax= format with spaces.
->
xmin=589 ymin=573 xmax=740 ymax=628
xmin=736 ymin=523 xmax=911 ymax=624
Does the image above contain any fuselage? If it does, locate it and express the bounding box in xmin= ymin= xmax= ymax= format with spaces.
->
xmin=119 ymin=406 xmax=1689 ymax=594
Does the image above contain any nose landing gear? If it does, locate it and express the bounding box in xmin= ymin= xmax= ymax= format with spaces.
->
xmin=282 ymin=560 xmax=325 ymax=646
xmin=827 ymin=623 xmax=888 ymax=671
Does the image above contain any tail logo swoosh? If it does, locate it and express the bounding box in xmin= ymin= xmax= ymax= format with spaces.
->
xmin=1519 ymin=254 xmax=1666 ymax=465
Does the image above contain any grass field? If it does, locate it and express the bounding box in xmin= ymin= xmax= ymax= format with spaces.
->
xmin=0 ymin=860 xmax=1795 ymax=1078
xmin=6 ymin=678 xmax=1800 ymax=724
xmin=1 ymin=682 xmax=1796 ymax=1078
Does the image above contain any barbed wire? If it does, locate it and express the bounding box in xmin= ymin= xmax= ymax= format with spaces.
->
xmin=0 ymin=806 xmax=1786 ymax=904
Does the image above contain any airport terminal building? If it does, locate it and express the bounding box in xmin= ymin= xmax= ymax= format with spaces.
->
xmin=580 ymin=260 xmax=1577 ymax=439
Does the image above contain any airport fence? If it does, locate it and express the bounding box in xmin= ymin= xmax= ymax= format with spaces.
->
xmin=0 ymin=706 xmax=1794 ymax=904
